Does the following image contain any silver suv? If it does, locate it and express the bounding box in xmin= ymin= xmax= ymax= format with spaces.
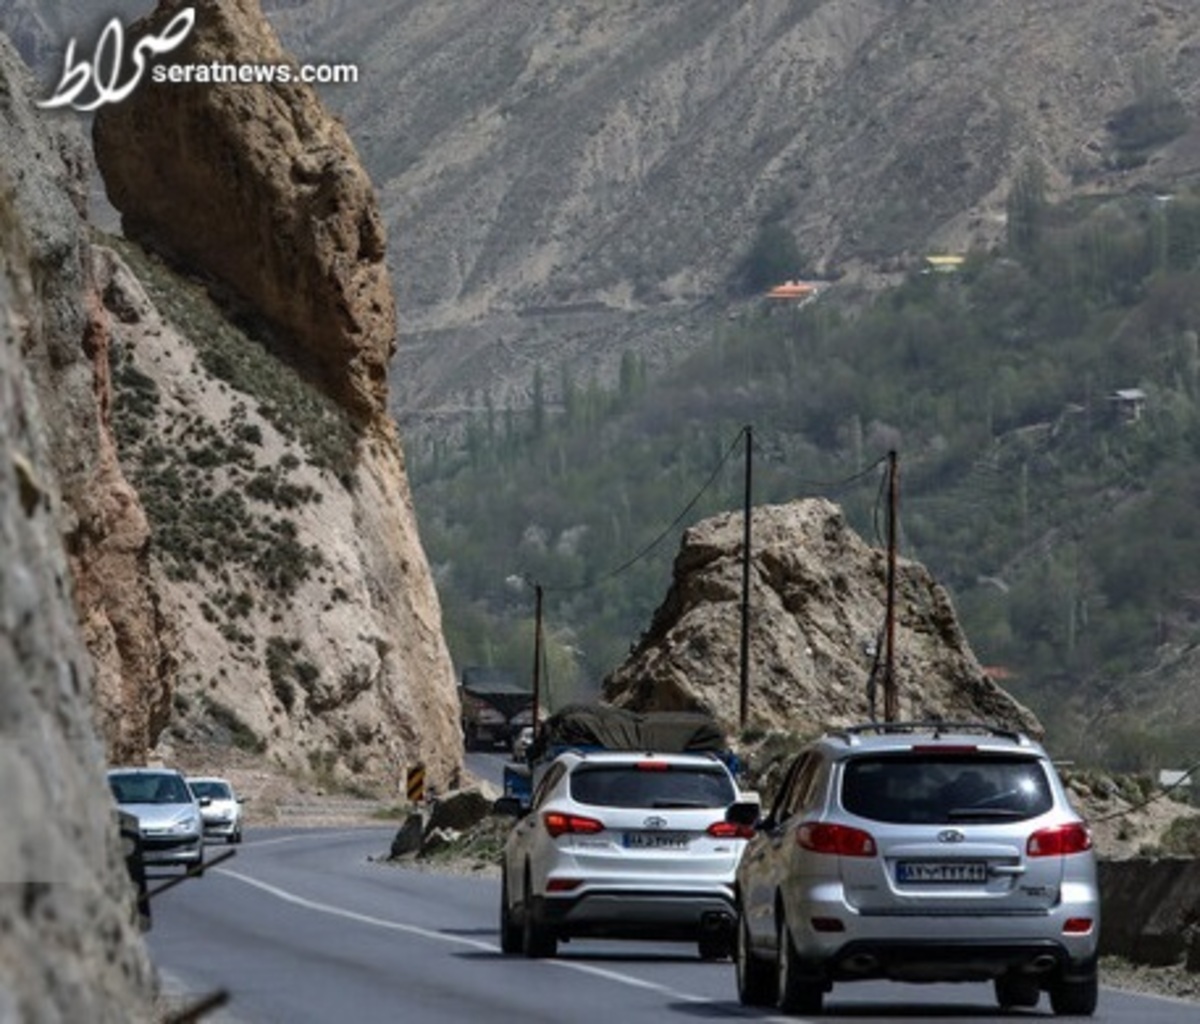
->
xmin=731 ymin=722 xmax=1100 ymax=1016
xmin=496 ymin=749 xmax=753 ymax=959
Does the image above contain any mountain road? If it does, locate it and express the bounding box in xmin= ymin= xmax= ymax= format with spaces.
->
xmin=147 ymin=827 xmax=1197 ymax=1023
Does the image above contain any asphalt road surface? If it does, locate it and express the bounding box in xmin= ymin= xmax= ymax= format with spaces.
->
xmin=147 ymin=827 xmax=1199 ymax=1024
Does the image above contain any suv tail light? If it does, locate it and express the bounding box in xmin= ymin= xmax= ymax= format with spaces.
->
xmin=635 ymin=760 xmax=670 ymax=771
xmin=707 ymin=821 xmax=755 ymax=840
xmin=543 ymin=811 xmax=604 ymax=838
xmin=796 ymin=822 xmax=877 ymax=857
xmin=1027 ymin=823 xmax=1093 ymax=857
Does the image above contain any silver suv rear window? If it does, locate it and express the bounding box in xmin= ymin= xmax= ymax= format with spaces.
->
xmin=570 ymin=764 xmax=736 ymax=809
xmin=841 ymin=755 xmax=1054 ymax=824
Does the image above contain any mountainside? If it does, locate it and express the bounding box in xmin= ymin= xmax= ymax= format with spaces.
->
xmin=258 ymin=0 xmax=1200 ymax=434
xmin=0 ymin=0 xmax=464 ymax=794
xmin=88 ymin=0 xmax=463 ymax=790
xmin=11 ymin=4 xmax=1200 ymax=430
xmin=0 ymin=33 xmax=156 ymax=1022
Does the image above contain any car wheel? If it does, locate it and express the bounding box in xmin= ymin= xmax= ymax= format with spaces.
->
xmin=499 ymin=871 xmax=521 ymax=954
xmin=735 ymin=912 xmax=777 ymax=1007
xmin=995 ymin=973 xmax=1041 ymax=1009
xmin=1048 ymin=970 xmax=1098 ymax=1016
xmin=776 ymin=913 xmax=823 ymax=1015
xmin=521 ymin=871 xmax=557 ymax=959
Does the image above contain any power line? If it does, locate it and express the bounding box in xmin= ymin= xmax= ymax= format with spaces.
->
xmin=537 ymin=426 xmax=749 ymax=594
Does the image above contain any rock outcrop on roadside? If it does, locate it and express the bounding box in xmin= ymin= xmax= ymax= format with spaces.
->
xmin=604 ymin=499 xmax=1041 ymax=739
xmin=0 ymin=34 xmax=156 ymax=1022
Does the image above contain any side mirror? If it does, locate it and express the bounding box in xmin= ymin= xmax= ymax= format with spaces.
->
xmin=725 ymin=800 xmax=761 ymax=829
xmin=492 ymin=796 xmax=529 ymax=819
xmin=198 ymin=796 xmax=212 ymax=807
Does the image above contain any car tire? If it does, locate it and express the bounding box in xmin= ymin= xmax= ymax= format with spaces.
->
xmin=521 ymin=873 xmax=557 ymax=959
xmin=1048 ymin=970 xmax=1098 ymax=1016
xmin=995 ymin=974 xmax=1041 ymax=1009
xmin=776 ymin=914 xmax=823 ymax=1015
xmin=735 ymin=913 xmax=777 ymax=1007
xmin=499 ymin=872 xmax=522 ymax=955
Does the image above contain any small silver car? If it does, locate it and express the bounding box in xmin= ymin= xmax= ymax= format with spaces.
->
xmin=496 ymin=749 xmax=753 ymax=959
xmin=107 ymin=767 xmax=205 ymax=871
xmin=187 ymin=776 xmax=245 ymax=844
xmin=731 ymin=722 xmax=1100 ymax=1016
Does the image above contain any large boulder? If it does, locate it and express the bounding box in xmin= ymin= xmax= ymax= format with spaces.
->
xmin=603 ymin=499 xmax=1041 ymax=739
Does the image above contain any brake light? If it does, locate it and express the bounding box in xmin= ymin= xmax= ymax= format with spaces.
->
xmin=542 ymin=811 xmax=604 ymax=838
xmin=796 ymin=822 xmax=877 ymax=857
xmin=1063 ymin=917 xmax=1094 ymax=935
xmin=707 ymin=821 xmax=755 ymax=840
xmin=1027 ymin=823 xmax=1093 ymax=857
xmin=546 ymin=878 xmax=582 ymax=892
xmin=635 ymin=760 xmax=670 ymax=771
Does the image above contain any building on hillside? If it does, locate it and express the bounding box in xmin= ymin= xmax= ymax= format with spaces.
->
xmin=1108 ymin=388 xmax=1146 ymax=424
xmin=923 ymin=254 xmax=965 ymax=274
xmin=1159 ymin=769 xmax=1193 ymax=801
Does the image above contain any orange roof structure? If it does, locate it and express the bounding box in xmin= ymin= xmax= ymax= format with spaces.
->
xmin=765 ymin=280 xmax=821 ymax=300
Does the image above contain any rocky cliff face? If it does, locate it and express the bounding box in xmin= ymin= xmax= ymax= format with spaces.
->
xmin=604 ymin=499 xmax=1041 ymax=739
xmin=0 ymin=35 xmax=156 ymax=1023
xmin=89 ymin=0 xmax=462 ymax=791
xmin=93 ymin=0 xmax=393 ymax=425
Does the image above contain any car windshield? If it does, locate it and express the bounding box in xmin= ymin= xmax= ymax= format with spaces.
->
xmin=841 ymin=754 xmax=1054 ymax=824
xmin=109 ymin=773 xmax=193 ymax=805
xmin=570 ymin=764 xmax=736 ymax=809
xmin=189 ymin=780 xmax=231 ymax=800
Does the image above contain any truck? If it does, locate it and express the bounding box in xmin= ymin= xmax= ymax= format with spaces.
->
xmin=502 ymin=702 xmax=740 ymax=809
xmin=458 ymin=666 xmax=536 ymax=751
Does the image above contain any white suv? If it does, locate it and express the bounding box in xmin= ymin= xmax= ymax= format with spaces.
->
xmin=496 ymin=749 xmax=753 ymax=959
xmin=731 ymin=722 xmax=1100 ymax=1016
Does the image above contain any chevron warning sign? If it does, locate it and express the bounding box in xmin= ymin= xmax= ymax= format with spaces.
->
xmin=406 ymin=765 xmax=426 ymax=804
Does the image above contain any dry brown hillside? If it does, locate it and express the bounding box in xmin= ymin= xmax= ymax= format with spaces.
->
xmin=259 ymin=0 xmax=1200 ymax=432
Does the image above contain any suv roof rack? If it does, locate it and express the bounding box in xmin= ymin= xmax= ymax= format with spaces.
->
xmin=831 ymin=720 xmax=1030 ymax=746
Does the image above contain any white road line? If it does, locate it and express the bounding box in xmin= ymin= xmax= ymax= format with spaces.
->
xmin=216 ymin=867 xmax=773 ymax=1013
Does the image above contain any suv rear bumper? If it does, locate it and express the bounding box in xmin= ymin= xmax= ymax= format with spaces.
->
xmin=812 ymin=938 xmax=1096 ymax=984
xmin=541 ymin=889 xmax=737 ymax=942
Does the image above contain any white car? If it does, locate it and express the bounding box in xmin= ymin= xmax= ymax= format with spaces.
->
xmin=495 ymin=748 xmax=754 ymax=959
xmin=186 ymin=776 xmax=245 ymax=844
xmin=107 ymin=767 xmax=205 ymax=870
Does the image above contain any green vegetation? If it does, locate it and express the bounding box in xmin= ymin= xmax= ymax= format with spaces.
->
xmin=104 ymin=234 xmax=358 ymax=474
xmin=202 ymin=696 xmax=266 ymax=754
xmin=1159 ymin=816 xmax=1200 ymax=857
xmin=105 ymin=237 xmax=335 ymax=611
xmin=410 ymin=182 xmax=1200 ymax=769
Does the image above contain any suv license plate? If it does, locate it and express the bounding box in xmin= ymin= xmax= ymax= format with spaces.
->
xmin=624 ymin=831 xmax=690 ymax=850
xmin=897 ymin=860 xmax=987 ymax=884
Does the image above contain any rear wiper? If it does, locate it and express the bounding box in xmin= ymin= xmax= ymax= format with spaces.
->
xmin=650 ymin=799 xmax=712 ymax=809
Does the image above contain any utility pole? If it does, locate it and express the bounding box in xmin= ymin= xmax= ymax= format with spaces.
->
xmin=884 ymin=450 xmax=899 ymax=722
xmin=531 ymin=582 xmax=543 ymax=737
xmin=738 ymin=425 xmax=753 ymax=730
